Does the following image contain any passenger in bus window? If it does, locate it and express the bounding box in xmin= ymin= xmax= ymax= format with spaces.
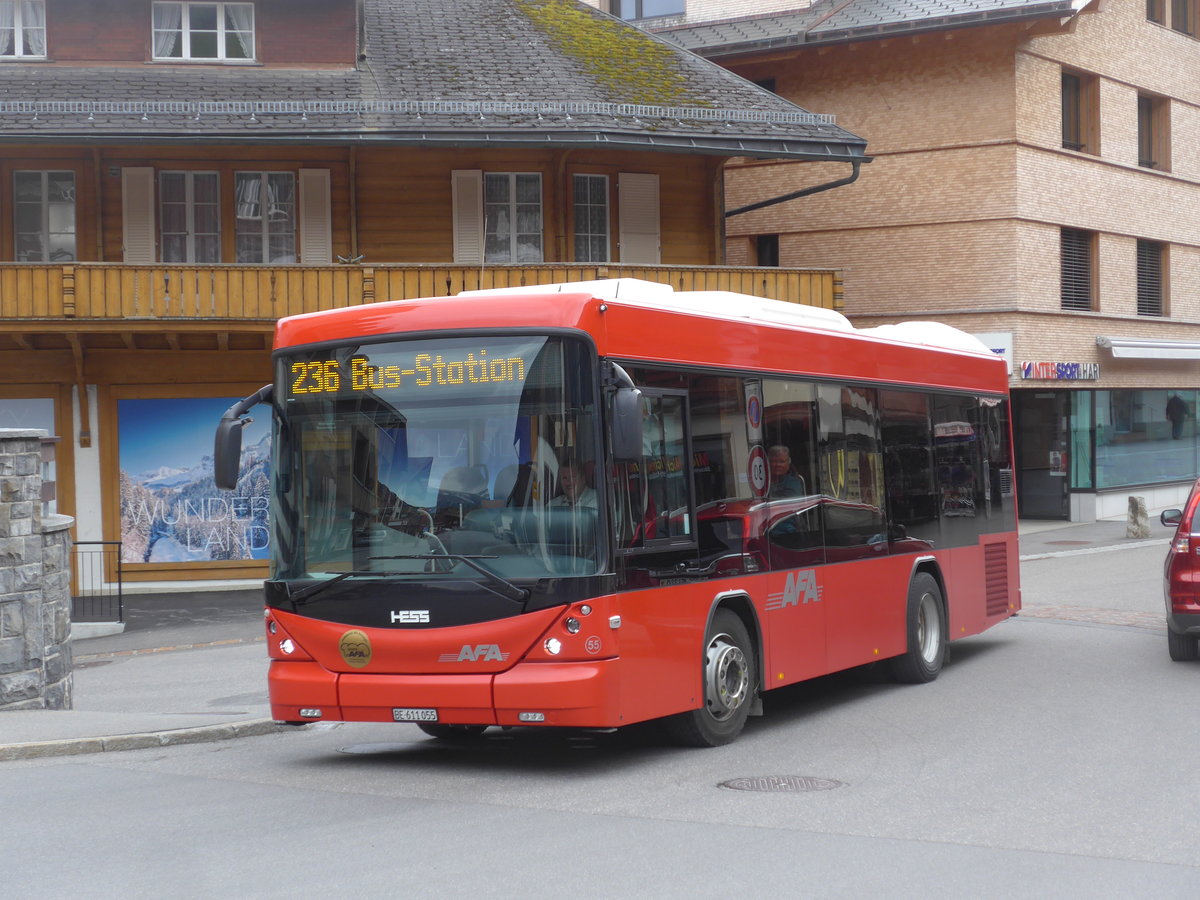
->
xmin=550 ymin=460 xmax=597 ymax=508
xmin=768 ymin=445 xmax=806 ymax=498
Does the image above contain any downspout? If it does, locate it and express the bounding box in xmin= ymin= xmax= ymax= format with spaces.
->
xmin=725 ymin=160 xmax=861 ymax=218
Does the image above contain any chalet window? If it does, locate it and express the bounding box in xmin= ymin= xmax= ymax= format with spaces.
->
xmin=0 ymin=1 xmax=46 ymax=58
xmin=235 ymin=172 xmax=295 ymax=263
xmin=1136 ymin=239 xmax=1165 ymax=317
xmin=153 ymin=2 xmax=254 ymax=61
xmin=13 ymin=170 xmax=74 ymax=262
xmin=1138 ymin=93 xmax=1169 ymax=170
xmin=160 ymin=171 xmax=220 ymax=263
xmin=1060 ymin=228 xmax=1094 ymax=311
xmin=1061 ymin=70 xmax=1097 ymax=154
xmin=756 ymin=234 xmax=780 ymax=267
xmin=573 ymin=174 xmax=609 ymax=263
xmin=484 ymin=173 xmax=543 ymax=264
xmin=616 ymin=0 xmax=685 ymax=19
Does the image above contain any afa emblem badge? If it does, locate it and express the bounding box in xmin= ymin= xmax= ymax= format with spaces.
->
xmin=339 ymin=629 xmax=372 ymax=668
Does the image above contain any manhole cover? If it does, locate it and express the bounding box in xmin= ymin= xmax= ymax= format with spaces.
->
xmin=719 ymin=775 xmax=845 ymax=793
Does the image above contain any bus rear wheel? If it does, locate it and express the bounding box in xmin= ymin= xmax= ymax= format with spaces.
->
xmin=416 ymin=723 xmax=488 ymax=740
xmin=665 ymin=609 xmax=755 ymax=748
xmin=889 ymin=572 xmax=946 ymax=684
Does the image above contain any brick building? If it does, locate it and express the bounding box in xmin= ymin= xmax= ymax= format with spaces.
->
xmin=599 ymin=0 xmax=1200 ymax=521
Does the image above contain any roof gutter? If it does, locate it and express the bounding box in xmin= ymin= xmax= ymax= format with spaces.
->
xmin=725 ymin=159 xmax=861 ymax=218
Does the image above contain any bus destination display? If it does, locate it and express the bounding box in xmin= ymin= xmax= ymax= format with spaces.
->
xmin=289 ymin=349 xmax=528 ymax=396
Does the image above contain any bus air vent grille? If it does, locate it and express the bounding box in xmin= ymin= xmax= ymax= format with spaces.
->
xmin=983 ymin=542 xmax=1009 ymax=616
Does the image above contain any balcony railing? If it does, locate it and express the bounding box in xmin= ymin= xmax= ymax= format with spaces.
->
xmin=0 ymin=263 xmax=842 ymax=324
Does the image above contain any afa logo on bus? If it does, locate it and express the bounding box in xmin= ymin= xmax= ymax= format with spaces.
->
xmin=766 ymin=569 xmax=824 ymax=611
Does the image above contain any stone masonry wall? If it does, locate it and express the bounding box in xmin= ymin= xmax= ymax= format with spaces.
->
xmin=0 ymin=429 xmax=73 ymax=711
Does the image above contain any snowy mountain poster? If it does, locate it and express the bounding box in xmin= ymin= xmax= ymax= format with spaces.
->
xmin=118 ymin=397 xmax=270 ymax=564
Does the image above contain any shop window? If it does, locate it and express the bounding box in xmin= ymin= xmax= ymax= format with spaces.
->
xmin=1095 ymin=389 xmax=1199 ymax=488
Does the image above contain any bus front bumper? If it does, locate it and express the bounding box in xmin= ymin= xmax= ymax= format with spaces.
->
xmin=269 ymin=657 xmax=623 ymax=728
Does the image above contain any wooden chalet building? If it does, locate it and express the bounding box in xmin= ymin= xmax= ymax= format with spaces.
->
xmin=0 ymin=0 xmax=865 ymax=587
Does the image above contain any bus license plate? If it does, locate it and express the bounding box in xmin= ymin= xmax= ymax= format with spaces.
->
xmin=393 ymin=708 xmax=438 ymax=722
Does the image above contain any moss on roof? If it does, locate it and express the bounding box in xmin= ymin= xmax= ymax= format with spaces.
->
xmin=514 ymin=0 xmax=706 ymax=106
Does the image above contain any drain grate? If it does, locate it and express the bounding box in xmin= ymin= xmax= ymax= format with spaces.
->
xmin=719 ymin=775 xmax=845 ymax=793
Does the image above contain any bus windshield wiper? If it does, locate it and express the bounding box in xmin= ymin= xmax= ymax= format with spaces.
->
xmin=370 ymin=554 xmax=530 ymax=603
xmin=288 ymin=570 xmax=401 ymax=606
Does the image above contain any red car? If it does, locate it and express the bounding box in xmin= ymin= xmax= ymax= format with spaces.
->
xmin=1159 ymin=478 xmax=1200 ymax=661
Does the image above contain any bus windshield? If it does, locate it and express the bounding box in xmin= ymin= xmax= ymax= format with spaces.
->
xmin=273 ymin=334 xmax=601 ymax=589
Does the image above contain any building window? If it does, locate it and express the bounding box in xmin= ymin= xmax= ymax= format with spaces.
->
xmin=484 ymin=173 xmax=542 ymax=264
xmin=235 ymin=172 xmax=295 ymax=263
xmin=1138 ymin=93 xmax=1169 ymax=170
xmin=1148 ymin=0 xmax=1165 ymax=23
xmin=1137 ymin=239 xmax=1165 ymax=316
xmin=0 ymin=1 xmax=46 ymax=58
xmin=1060 ymin=228 xmax=1094 ymax=311
xmin=1061 ymin=70 xmax=1097 ymax=154
xmin=152 ymin=2 xmax=254 ymax=61
xmin=573 ymin=174 xmax=609 ymax=263
xmin=13 ymin=170 xmax=74 ymax=262
xmin=756 ymin=234 xmax=780 ymax=267
xmin=1172 ymin=0 xmax=1197 ymax=35
xmin=616 ymin=0 xmax=685 ymax=19
xmin=160 ymin=172 xmax=220 ymax=263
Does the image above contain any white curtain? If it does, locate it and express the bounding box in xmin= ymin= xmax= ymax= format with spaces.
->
xmin=20 ymin=0 xmax=43 ymax=56
xmin=152 ymin=3 xmax=181 ymax=58
xmin=0 ymin=2 xmax=16 ymax=56
xmin=224 ymin=3 xmax=253 ymax=58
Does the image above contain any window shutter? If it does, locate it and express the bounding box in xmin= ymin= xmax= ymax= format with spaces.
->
xmin=121 ymin=167 xmax=156 ymax=263
xmin=1136 ymin=239 xmax=1164 ymax=316
xmin=452 ymin=169 xmax=484 ymax=264
xmin=618 ymin=172 xmax=660 ymax=264
xmin=299 ymin=168 xmax=332 ymax=264
xmin=1060 ymin=228 xmax=1093 ymax=311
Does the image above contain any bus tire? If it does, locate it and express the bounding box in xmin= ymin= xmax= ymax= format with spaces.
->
xmin=664 ymin=609 xmax=755 ymax=747
xmin=416 ymin=723 xmax=489 ymax=740
xmin=889 ymin=572 xmax=946 ymax=684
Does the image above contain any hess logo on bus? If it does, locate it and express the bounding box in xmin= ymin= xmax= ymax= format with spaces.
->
xmin=391 ymin=609 xmax=430 ymax=624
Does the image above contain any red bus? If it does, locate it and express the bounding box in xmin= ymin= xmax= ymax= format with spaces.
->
xmin=215 ymin=278 xmax=1019 ymax=746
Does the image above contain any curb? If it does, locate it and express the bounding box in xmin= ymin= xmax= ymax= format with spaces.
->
xmin=1019 ymin=538 xmax=1164 ymax=561
xmin=0 ymin=718 xmax=297 ymax=762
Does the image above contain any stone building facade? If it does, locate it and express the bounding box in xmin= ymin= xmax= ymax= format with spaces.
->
xmin=0 ymin=430 xmax=73 ymax=711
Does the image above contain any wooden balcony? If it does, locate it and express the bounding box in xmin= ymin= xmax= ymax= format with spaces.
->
xmin=0 ymin=262 xmax=842 ymax=352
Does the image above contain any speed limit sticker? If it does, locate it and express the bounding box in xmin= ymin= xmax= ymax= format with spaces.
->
xmin=748 ymin=445 xmax=769 ymax=497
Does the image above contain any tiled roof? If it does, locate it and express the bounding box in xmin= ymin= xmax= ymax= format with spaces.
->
xmin=0 ymin=0 xmax=866 ymax=163
xmin=657 ymin=0 xmax=1085 ymax=56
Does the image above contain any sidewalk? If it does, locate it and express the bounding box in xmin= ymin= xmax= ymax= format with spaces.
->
xmin=0 ymin=518 xmax=1174 ymax=761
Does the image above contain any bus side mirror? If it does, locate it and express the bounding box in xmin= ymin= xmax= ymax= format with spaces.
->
xmin=214 ymin=384 xmax=273 ymax=491
xmin=611 ymin=386 xmax=644 ymax=462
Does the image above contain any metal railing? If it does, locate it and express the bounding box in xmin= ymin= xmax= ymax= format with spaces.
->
xmin=71 ymin=541 xmax=123 ymax=623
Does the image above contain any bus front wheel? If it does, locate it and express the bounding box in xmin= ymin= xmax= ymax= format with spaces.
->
xmin=889 ymin=572 xmax=946 ymax=684
xmin=665 ymin=609 xmax=755 ymax=747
